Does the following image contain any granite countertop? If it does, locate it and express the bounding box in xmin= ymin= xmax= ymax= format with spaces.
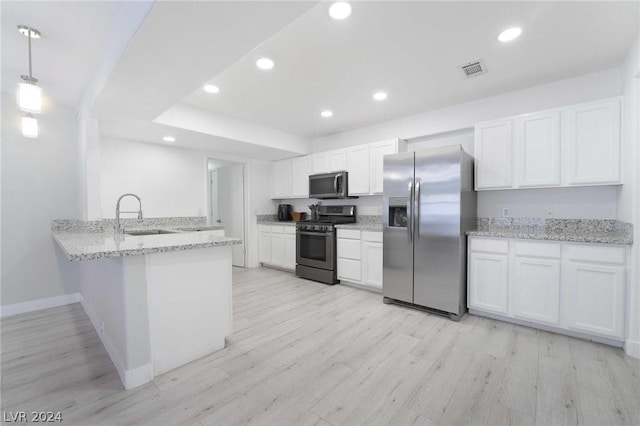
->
xmin=466 ymin=218 xmax=633 ymax=245
xmin=257 ymin=221 xmax=297 ymax=227
xmin=334 ymin=223 xmax=383 ymax=231
xmin=52 ymin=218 xmax=240 ymax=261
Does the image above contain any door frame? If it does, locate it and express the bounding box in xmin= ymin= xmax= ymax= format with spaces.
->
xmin=205 ymin=157 xmax=248 ymax=268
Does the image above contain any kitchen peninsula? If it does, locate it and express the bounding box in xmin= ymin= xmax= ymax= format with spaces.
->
xmin=52 ymin=218 xmax=241 ymax=389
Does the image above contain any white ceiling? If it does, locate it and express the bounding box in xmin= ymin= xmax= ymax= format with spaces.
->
xmin=1 ymin=1 xmax=125 ymax=108
xmin=180 ymin=1 xmax=639 ymax=139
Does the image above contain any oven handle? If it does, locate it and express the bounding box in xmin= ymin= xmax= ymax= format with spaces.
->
xmin=334 ymin=174 xmax=339 ymax=193
xmin=297 ymin=231 xmax=331 ymax=237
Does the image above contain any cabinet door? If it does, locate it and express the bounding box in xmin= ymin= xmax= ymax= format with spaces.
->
xmin=346 ymin=145 xmax=371 ymax=195
xmin=292 ymin=156 xmax=311 ymax=198
xmin=271 ymin=159 xmax=292 ymax=199
xmin=370 ymin=140 xmax=399 ymax=194
xmin=563 ymin=261 xmax=625 ymax=338
xmin=258 ymin=226 xmax=271 ymax=264
xmin=284 ymin=233 xmax=296 ymax=270
xmin=475 ymin=120 xmax=513 ymax=190
xmin=362 ymin=241 xmax=383 ymax=289
xmin=329 ymin=150 xmax=347 ymax=172
xmin=469 ymin=252 xmax=509 ymax=314
xmin=516 ymin=111 xmax=561 ymax=187
xmin=270 ymin=232 xmax=286 ymax=267
xmin=312 ymin=154 xmax=329 ymax=174
xmin=564 ymin=98 xmax=621 ymax=185
xmin=511 ymin=256 xmax=560 ymax=325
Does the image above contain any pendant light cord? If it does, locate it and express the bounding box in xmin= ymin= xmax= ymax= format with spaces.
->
xmin=28 ymin=27 xmax=32 ymax=81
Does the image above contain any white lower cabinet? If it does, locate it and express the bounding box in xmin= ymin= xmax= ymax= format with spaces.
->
xmin=468 ymin=238 xmax=509 ymax=314
xmin=468 ymin=237 xmax=627 ymax=342
xmin=258 ymin=225 xmax=271 ymax=264
xmin=510 ymin=242 xmax=561 ymax=325
xmin=284 ymin=231 xmax=296 ymax=270
xmin=258 ymin=225 xmax=296 ymax=271
xmin=563 ymin=245 xmax=626 ymax=339
xmin=362 ymin=233 xmax=383 ymax=289
xmin=337 ymin=229 xmax=383 ymax=290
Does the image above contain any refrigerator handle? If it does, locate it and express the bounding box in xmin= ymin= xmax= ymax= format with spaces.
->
xmin=414 ymin=178 xmax=421 ymax=242
xmin=407 ymin=180 xmax=413 ymax=243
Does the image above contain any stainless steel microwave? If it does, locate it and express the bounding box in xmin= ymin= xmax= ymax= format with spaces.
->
xmin=309 ymin=171 xmax=349 ymax=199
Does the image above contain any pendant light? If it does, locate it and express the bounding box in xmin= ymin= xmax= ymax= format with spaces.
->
xmin=17 ymin=25 xmax=42 ymax=112
xmin=21 ymin=114 xmax=38 ymax=138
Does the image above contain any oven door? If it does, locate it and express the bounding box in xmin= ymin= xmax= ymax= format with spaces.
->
xmin=296 ymin=229 xmax=335 ymax=271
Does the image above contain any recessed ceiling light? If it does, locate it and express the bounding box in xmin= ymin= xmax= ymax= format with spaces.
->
xmin=329 ymin=2 xmax=352 ymax=20
xmin=256 ymin=58 xmax=274 ymax=70
xmin=163 ymin=136 xmax=176 ymax=142
xmin=498 ymin=27 xmax=522 ymax=42
xmin=373 ymin=92 xmax=388 ymax=101
xmin=203 ymin=84 xmax=219 ymax=94
xmin=321 ymin=110 xmax=333 ymax=118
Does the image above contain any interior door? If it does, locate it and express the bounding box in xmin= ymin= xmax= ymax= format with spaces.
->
xmin=413 ymin=146 xmax=462 ymax=314
xmin=217 ymin=164 xmax=245 ymax=267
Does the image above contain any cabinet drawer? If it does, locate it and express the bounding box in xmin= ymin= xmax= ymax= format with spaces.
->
xmin=284 ymin=226 xmax=296 ymax=235
xmin=337 ymin=238 xmax=361 ymax=260
xmin=469 ymin=238 xmax=508 ymax=254
xmin=270 ymin=226 xmax=285 ymax=234
xmin=258 ymin=225 xmax=270 ymax=233
xmin=565 ymin=244 xmax=625 ymax=265
xmin=338 ymin=258 xmax=362 ymax=282
xmin=513 ymin=241 xmax=561 ymax=258
xmin=362 ymin=231 xmax=382 ymax=242
xmin=337 ymin=229 xmax=361 ymax=240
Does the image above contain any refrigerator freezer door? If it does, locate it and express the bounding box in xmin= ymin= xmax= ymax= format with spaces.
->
xmin=413 ymin=147 xmax=463 ymax=314
xmin=383 ymin=151 xmax=415 ymax=303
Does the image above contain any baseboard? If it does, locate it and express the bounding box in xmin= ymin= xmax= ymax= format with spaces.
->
xmin=1 ymin=293 xmax=82 ymax=318
xmin=469 ymin=308 xmax=624 ymax=348
xmin=80 ymin=297 xmax=153 ymax=390
xmin=624 ymin=339 xmax=640 ymax=359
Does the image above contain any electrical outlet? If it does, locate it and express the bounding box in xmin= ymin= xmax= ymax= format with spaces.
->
xmin=502 ymin=207 xmax=510 ymax=217
xmin=100 ymin=320 xmax=105 ymax=335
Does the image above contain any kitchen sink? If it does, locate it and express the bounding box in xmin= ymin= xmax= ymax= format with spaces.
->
xmin=124 ymin=229 xmax=179 ymax=236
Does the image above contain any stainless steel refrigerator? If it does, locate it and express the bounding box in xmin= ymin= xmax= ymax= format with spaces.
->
xmin=383 ymin=145 xmax=476 ymax=321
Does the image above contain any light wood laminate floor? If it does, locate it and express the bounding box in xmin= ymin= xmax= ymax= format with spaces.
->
xmin=2 ymin=267 xmax=639 ymax=425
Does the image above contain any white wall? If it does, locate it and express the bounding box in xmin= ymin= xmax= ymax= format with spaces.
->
xmin=246 ymin=162 xmax=276 ymax=267
xmin=100 ymin=137 xmax=208 ymax=218
xmin=618 ymin=36 xmax=640 ymax=358
xmin=313 ymin=67 xmax=622 ymax=152
xmin=1 ymin=94 xmax=82 ymax=306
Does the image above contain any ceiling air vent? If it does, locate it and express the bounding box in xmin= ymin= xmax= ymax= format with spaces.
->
xmin=459 ymin=60 xmax=487 ymax=78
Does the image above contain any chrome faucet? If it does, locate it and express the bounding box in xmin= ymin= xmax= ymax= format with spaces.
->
xmin=115 ymin=193 xmax=143 ymax=235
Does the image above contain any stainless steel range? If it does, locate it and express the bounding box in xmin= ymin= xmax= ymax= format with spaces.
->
xmin=296 ymin=205 xmax=356 ymax=285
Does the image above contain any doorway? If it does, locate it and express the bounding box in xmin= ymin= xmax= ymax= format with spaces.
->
xmin=208 ymin=158 xmax=245 ymax=267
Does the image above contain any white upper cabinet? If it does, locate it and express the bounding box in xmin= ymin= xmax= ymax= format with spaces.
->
xmin=346 ymin=145 xmax=370 ymax=195
xmin=475 ymin=120 xmax=513 ymax=190
xmin=292 ymin=156 xmax=311 ymax=198
xmin=312 ymin=150 xmax=347 ymax=174
xmin=329 ymin=150 xmax=347 ymax=172
xmin=371 ymin=139 xmax=404 ymax=194
xmin=564 ymin=98 xmax=621 ymax=185
xmin=272 ymin=138 xmax=405 ymax=199
xmin=516 ymin=110 xmax=561 ymax=188
xmin=312 ymin=153 xmax=329 ymax=174
xmin=270 ymin=159 xmax=292 ymax=199
xmin=474 ymin=97 xmax=621 ymax=191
